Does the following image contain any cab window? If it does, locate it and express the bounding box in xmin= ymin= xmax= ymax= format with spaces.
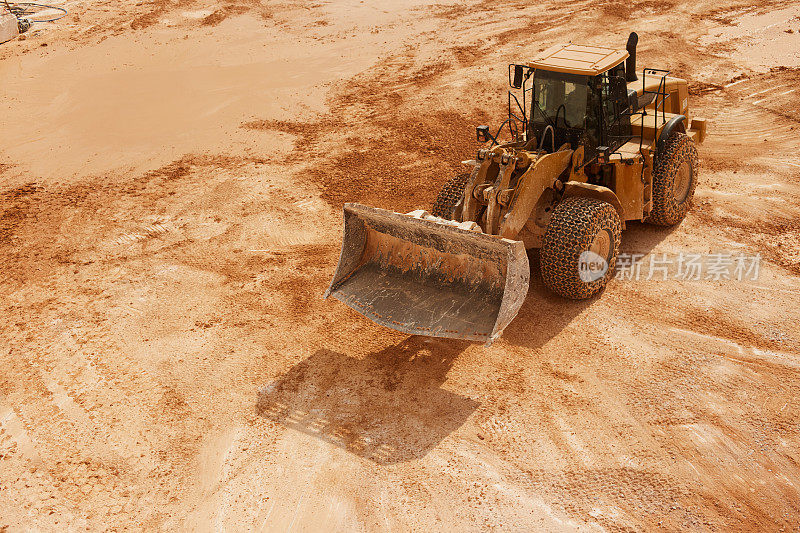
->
xmin=531 ymin=70 xmax=589 ymax=129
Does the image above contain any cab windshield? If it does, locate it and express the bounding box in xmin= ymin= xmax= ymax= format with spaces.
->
xmin=531 ymin=70 xmax=589 ymax=129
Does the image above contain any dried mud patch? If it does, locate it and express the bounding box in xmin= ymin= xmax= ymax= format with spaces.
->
xmin=601 ymin=0 xmax=677 ymax=20
xmin=129 ymin=0 xmax=194 ymax=30
xmin=130 ymin=0 xmax=271 ymax=29
xmin=310 ymin=113 xmax=485 ymax=211
xmin=200 ymin=1 xmax=271 ymax=26
xmin=244 ymin=111 xmax=488 ymax=212
xmin=241 ymin=119 xmax=331 ymax=156
xmin=450 ymin=44 xmax=483 ymax=67
xmin=0 ymin=183 xmax=44 ymax=244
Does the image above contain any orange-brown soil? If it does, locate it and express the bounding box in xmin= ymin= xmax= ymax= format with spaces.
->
xmin=1 ymin=0 xmax=800 ymax=530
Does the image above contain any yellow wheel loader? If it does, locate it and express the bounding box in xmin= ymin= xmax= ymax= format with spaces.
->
xmin=326 ymin=33 xmax=707 ymax=344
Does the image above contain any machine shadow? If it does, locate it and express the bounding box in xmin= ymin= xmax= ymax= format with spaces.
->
xmin=503 ymin=221 xmax=677 ymax=349
xmin=619 ymin=220 xmax=680 ymax=256
xmin=256 ymin=337 xmax=478 ymax=465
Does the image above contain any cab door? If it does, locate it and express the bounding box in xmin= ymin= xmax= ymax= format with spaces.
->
xmin=601 ymin=65 xmax=633 ymax=152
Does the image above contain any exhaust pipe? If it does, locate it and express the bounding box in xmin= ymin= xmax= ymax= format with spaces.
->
xmin=626 ymin=32 xmax=638 ymax=82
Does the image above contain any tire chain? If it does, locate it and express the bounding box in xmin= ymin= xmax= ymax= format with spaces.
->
xmin=431 ymin=173 xmax=471 ymax=220
xmin=541 ymin=197 xmax=622 ymax=299
xmin=647 ymin=132 xmax=699 ymax=226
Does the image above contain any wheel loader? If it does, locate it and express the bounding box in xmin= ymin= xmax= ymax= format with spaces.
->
xmin=325 ymin=33 xmax=707 ymax=344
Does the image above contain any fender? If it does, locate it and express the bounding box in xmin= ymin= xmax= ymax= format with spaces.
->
xmin=657 ymin=114 xmax=686 ymax=157
xmin=562 ymin=181 xmax=626 ymax=228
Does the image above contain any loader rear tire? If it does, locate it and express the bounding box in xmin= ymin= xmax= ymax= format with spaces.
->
xmin=647 ymin=132 xmax=698 ymax=226
xmin=431 ymin=173 xmax=470 ymax=220
xmin=541 ymin=197 xmax=621 ymax=299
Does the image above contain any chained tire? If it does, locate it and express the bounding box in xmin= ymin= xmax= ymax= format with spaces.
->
xmin=541 ymin=197 xmax=622 ymax=299
xmin=647 ymin=132 xmax=699 ymax=226
xmin=431 ymin=173 xmax=470 ymax=220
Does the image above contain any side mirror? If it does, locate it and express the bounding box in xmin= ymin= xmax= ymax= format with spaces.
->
xmin=511 ymin=65 xmax=524 ymax=89
xmin=476 ymin=125 xmax=493 ymax=143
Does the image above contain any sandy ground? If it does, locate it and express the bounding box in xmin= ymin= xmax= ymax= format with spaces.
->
xmin=1 ymin=0 xmax=800 ymax=530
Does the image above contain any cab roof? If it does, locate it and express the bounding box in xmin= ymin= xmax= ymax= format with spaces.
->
xmin=528 ymin=43 xmax=628 ymax=76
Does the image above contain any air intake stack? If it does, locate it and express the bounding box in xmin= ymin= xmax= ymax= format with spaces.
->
xmin=626 ymin=32 xmax=638 ymax=82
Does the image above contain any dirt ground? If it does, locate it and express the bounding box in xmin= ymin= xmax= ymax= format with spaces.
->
xmin=1 ymin=0 xmax=800 ymax=530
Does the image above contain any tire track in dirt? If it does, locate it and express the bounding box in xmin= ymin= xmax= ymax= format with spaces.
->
xmin=688 ymin=68 xmax=800 ymax=274
xmin=239 ymin=5 xmax=800 ymax=526
xmin=0 ymin=149 xmax=338 ymax=528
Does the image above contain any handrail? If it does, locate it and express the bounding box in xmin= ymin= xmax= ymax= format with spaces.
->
xmin=639 ymin=67 xmax=670 ymax=154
xmin=507 ymin=91 xmax=527 ymax=138
xmin=642 ymin=68 xmax=670 ymax=127
xmin=506 ymin=63 xmax=533 ymax=143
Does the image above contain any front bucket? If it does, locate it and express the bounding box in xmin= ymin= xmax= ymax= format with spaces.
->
xmin=325 ymin=203 xmax=530 ymax=344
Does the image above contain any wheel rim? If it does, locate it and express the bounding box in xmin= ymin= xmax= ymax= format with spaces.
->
xmin=674 ymin=160 xmax=692 ymax=203
xmin=588 ymin=229 xmax=612 ymax=262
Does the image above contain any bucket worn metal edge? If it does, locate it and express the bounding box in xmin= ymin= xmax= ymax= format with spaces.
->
xmin=328 ymin=290 xmax=499 ymax=343
xmin=324 ymin=203 xmax=531 ymax=345
xmin=490 ymin=241 xmax=530 ymax=343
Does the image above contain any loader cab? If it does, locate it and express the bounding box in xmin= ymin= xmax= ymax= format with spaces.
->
xmin=528 ymin=69 xmax=589 ymax=153
xmin=526 ymin=44 xmax=633 ymax=164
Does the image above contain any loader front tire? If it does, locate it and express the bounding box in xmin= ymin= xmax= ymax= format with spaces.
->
xmin=647 ymin=132 xmax=698 ymax=226
xmin=431 ymin=173 xmax=470 ymax=220
xmin=541 ymin=197 xmax=621 ymax=299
